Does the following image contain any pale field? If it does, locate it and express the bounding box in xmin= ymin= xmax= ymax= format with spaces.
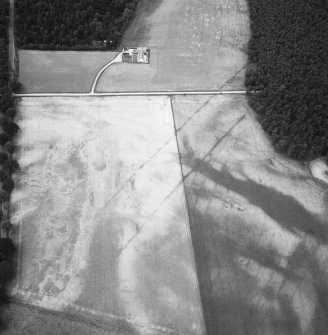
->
xmin=172 ymin=94 xmax=328 ymax=335
xmin=97 ymin=0 xmax=249 ymax=92
xmin=10 ymin=96 xmax=205 ymax=335
xmin=18 ymin=50 xmax=118 ymax=93
xmin=309 ymin=158 xmax=328 ymax=184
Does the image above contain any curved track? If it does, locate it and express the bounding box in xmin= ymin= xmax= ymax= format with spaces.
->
xmin=90 ymin=53 xmax=122 ymax=93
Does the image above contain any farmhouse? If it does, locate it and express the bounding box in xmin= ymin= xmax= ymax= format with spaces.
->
xmin=122 ymin=47 xmax=150 ymax=64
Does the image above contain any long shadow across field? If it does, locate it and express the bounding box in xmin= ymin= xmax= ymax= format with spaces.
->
xmin=183 ymin=155 xmax=328 ymax=334
xmin=188 ymin=158 xmax=327 ymax=242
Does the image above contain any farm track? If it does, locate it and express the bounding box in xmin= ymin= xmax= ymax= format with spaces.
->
xmin=90 ymin=53 xmax=121 ymax=93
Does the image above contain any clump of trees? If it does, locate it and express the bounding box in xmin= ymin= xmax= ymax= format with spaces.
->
xmin=15 ymin=0 xmax=139 ymax=50
xmin=0 ymin=0 xmax=19 ymax=322
xmin=245 ymin=0 xmax=328 ymax=162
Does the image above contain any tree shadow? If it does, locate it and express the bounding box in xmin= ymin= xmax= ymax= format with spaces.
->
xmin=287 ymin=239 xmax=328 ymax=334
xmin=0 ymin=238 xmax=16 ymax=333
xmin=187 ymin=156 xmax=327 ymax=243
xmin=188 ymin=206 xmax=290 ymax=335
xmin=188 ymin=199 xmax=328 ymax=334
xmin=183 ymin=152 xmax=328 ymax=334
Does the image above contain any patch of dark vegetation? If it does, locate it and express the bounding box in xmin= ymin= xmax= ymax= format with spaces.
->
xmin=0 ymin=0 xmax=19 ymax=331
xmin=245 ymin=0 xmax=328 ymax=162
xmin=15 ymin=0 xmax=139 ymax=50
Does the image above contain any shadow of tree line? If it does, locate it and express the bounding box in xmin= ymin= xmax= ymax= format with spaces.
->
xmin=183 ymin=153 xmax=328 ymax=334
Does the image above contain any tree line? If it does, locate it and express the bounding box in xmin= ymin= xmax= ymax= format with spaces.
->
xmin=15 ymin=0 xmax=139 ymax=50
xmin=0 ymin=0 xmax=19 ymax=330
xmin=245 ymin=0 xmax=328 ymax=162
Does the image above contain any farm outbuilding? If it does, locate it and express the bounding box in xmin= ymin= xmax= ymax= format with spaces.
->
xmin=122 ymin=47 xmax=150 ymax=63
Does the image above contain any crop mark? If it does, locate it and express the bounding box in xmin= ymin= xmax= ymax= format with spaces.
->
xmin=116 ymin=96 xmax=238 ymax=257
xmin=101 ymin=96 xmax=214 ymax=212
xmin=203 ymin=114 xmax=246 ymax=160
xmin=219 ymin=64 xmax=246 ymax=90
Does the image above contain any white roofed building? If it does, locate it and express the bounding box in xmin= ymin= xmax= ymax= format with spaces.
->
xmin=122 ymin=47 xmax=150 ymax=64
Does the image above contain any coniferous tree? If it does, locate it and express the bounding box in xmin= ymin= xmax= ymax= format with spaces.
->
xmin=15 ymin=0 xmax=139 ymax=50
xmin=246 ymin=0 xmax=328 ymax=162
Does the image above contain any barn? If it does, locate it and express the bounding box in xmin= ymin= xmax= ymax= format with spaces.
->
xmin=122 ymin=47 xmax=150 ymax=63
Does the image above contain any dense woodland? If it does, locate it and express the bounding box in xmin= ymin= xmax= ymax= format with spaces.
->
xmin=0 ymin=0 xmax=18 ymax=327
xmin=246 ymin=0 xmax=328 ymax=162
xmin=15 ymin=0 xmax=139 ymax=49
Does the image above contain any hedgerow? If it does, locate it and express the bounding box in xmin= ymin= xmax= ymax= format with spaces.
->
xmin=15 ymin=0 xmax=139 ymax=50
xmin=245 ymin=0 xmax=328 ymax=162
xmin=0 ymin=0 xmax=18 ymax=325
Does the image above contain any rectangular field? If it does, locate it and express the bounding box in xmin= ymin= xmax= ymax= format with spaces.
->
xmin=18 ymin=51 xmax=118 ymax=93
xmin=11 ymin=96 xmax=205 ymax=334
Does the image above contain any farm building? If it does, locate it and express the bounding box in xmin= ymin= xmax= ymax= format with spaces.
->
xmin=122 ymin=47 xmax=150 ymax=64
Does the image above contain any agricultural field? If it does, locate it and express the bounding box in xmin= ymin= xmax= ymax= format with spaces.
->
xmin=8 ymin=0 xmax=328 ymax=334
xmin=16 ymin=0 xmax=249 ymax=94
xmin=172 ymin=94 xmax=328 ymax=334
xmin=17 ymin=50 xmax=118 ymax=93
xmin=10 ymin=96 xmax=204 ymax=335
xmin=97 ymin=0 xmax=249 ymax=92
xmin=10 ymin=93 xmax=328 ymax=335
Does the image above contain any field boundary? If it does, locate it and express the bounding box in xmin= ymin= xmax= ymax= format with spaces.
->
xmin=169 ymin=96 xmax=208 ymax=335
xmin=10 ymin=291 xmax=192 ymax=335
xmin=13 ymin=90 xmax=247 ymax=98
